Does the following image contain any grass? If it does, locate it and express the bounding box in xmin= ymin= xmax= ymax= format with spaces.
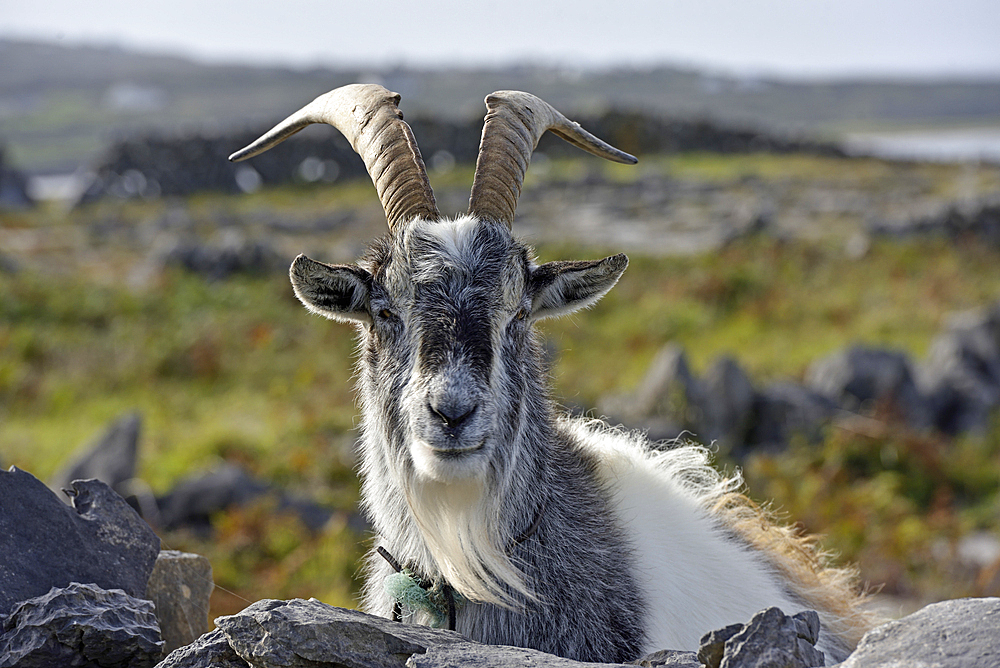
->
xmin=2 ymin=151 xmax=999 ymax=618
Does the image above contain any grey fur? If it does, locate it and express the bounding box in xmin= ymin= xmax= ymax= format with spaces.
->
xmin=234 ymin=85 xmax=865 ymax=664
xmin=294 ymin=219 xmax=642 ymax=662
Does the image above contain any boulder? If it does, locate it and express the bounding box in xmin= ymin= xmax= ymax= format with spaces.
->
xmin=156 ymin=462 xmax=332 ymax=534
xmin=807 ymin=346 xmax=930 ymax=428
xmin=151 ymin=628 xmax=249 ymax=668
xmin=48 ymin=412 xmax=142 ymax=501
xmin=748 ymin=383 xmax=838 ymax=450
xmin=146 ymin=551 xmax=214 ymax=656
xmin=158 ymin=232 xmax=286 ymax=280
xmin=704 ymin=608 xmax=826 ymax=668
xmin=631 ymin=649 xmax=701 ymax=667
xmin=157 ymin=598 xmax=639 ymax=668
xmin=0 ymin=468 xmax=161 ymax=615
xmin=836 ymin=597 xmax=1000 ymax=667
xmin=598 ymin=343 xmax=706 ymax=442
xmin=0 ymin=582 xmax=163 ymax=668
xmin=701 ymin=355 xmax=758 ymax=457
xmin=156 ymin=462 xmax=270 ymax=533
xmin=919 ymin=302 xmax=1000 ymax=435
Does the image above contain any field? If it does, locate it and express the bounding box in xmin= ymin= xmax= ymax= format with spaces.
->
xmin=2 ymin=152 xmax=999 ymax=620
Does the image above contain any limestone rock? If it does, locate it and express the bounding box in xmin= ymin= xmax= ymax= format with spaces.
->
xmin=159 ymin=598 xmax=639 ymax=668
xmin=698 ymin=608 xmax=825 ymax=668
xmin=0 ymin=467 xmax=161 ymax=615
xmin=807 ymin=346 xmax=929 ymax=428
xmin=153 ymin=628 xmax=249 ymax=668
xmin=48 ymin=412 xmax=142 ymax=501
xmin=0 ymin=582 xmax=163 ymax=668
xmin=836 ymin=597 xmax=1000 ymax=668
xmin=631 ymin=649 xmax=701 ymax=667
xmin=146 ymin=550 xmax=214 ymax=656
xmin=702 ymin=355 xmax=757 ymax=457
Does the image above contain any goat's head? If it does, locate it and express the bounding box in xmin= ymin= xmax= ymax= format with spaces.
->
xmin=231 ymin=85 xmax=635 ymax=484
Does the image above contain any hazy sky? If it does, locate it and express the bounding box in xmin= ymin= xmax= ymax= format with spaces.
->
xmin=3 ymin=0 xmax=999 ymax=78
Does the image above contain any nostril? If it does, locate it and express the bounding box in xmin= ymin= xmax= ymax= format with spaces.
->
xmin=429 ymin=402 xmax=477 ymax=430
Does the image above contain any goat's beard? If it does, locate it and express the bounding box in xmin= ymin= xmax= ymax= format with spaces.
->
xmin=403 ymin=473 xmax=535 ymax=608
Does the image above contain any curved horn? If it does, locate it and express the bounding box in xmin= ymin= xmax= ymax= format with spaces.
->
xmin=229 ymin=84 xmax=439 ymax=229
xmin=468 ymin=91 xmax=637 ymax=228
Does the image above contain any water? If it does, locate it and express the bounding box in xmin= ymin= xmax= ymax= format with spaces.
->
xmin=842 ymin=128 xmax=1000 ymax=163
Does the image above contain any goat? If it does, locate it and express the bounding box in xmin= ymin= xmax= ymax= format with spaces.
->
xmin=230 ymin=84 xmax=876 ymax=663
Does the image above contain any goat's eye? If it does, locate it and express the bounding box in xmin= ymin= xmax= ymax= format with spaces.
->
xmin=515 ymin=308 xmax=528 ymax=321
xmin=377 ymin=308 xmax=395 ymax=320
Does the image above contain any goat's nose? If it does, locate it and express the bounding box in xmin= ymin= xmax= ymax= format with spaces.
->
xmin=429 ymin=401 xmax=477 ymax=431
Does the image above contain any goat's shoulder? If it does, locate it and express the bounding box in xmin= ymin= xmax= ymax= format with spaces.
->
xmin=556 ymin=415 xmax=737 ymax=508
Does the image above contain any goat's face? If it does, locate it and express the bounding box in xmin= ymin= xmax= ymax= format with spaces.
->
xmin=290 ymin=215 xmax=627 ymax=482
xmin=230 ymin=84 xmax=635 ymax=485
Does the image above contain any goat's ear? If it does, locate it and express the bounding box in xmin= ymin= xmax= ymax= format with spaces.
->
xmin=290 ymin=254 xmax=372 ymax=324
xmin=528 ymin=253 xmax=628 ymax=321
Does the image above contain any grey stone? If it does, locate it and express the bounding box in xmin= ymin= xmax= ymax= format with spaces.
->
xmin=632 ymin=649 xmax=701 ymax=667
xmin=0 ymin=467 xmax=161 ymax=615
xmin=49 ymin=412 xmax=142 ymax=501
xmin=0 ymin=582 xmax=163 ymax=668
xmin=154 ymin=628 xmax=249 ymax=668
xmin=918 ymin=303 xmax=1000 ymax=435
xmin=836 ymin=597 xmax=1000 ymax=668
xmin=156 ymin=462 xmax=332 ymax=534
xmin=407 ymin=642 xmax=637 ymax=668
xmin=632 ymin=344 xmax=706 ymax=427
xmin=806 ymin=346 xmax=930 ymax=428
xmin=697 ymin=608 xmax=825 ymax=668
xmin=702 ymin=356 xmax=758 ymax=457
xmin=215 ymin=599 xmax=448 ymax=668
xmin=748 ymin=383 xmax=838 ymax=450
xmin=697 ymin=623 xmax=743 ymax=668
xmin=598 ymin=344 xmax=707 ymax=442
xmin=157 ymin=463 xmax=270 ymax=532
xmin=159 ymin=232 xmax=286 ymax=281
xmin=162 ymin=598 xmax=638 ymax=668
xmin=146 ymin=550 xmax=214 ymax=657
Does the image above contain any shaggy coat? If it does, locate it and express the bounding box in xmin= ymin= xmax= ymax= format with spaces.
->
xmin=290 ymin=215 xmax=876 ymax=663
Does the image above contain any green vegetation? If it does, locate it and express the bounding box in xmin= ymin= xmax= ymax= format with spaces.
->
xmin=2 ymin=152 xmax=999 ymax=619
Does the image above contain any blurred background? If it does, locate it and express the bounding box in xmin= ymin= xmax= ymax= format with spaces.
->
xmin=2 ymin=0 xmax=999 ymax=621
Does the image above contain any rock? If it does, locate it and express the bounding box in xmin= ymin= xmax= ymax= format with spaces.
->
xmin=153 ymin=628 xmax=249 ymax=668
xmin=146 ymin=551 xmax=214 ymax=656
xmin=0 ymin=582 xmax=163 ymax=668
xmin=836 ymin=597 xmax=1000 ymax=667
xmin=918 ymin=302 xmax=1000 ymax=435
xmin=156 ymin=462 xmax=332 ymax=534
xmin=702 ymin=356 xmax=758 ymax=457
xmin=599 ymin=344 xmax=706 ymax=442
xmin=0 ymin=467 xmax=161 ymax=615
xmin=156 ymin=463 xmax=270 ymax=533
xmin=158 ymin=232 xmax=286 ymax=280
xmin=631 ymin=649 xmax=701 ymax=667
xmin=697 ymin=623 xmax=743 ymax=668
xmin=748 ymin=383 xmax=838 ymax=450
xmin=159 ymin=598 xmax=639 ymax=668
xmin=49 ymin=412 xmax=142 ymax=501
xmin=697 ymin=608 xmax=825 ymax=668
xmin=807 ymin=346 xmax=930 ymax=428
xmin=633 ymin=344 xmax=705 ymax=427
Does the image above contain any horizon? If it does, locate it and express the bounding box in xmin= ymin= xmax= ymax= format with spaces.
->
xmin=4 ymin=0 xmax=1000 ymax=81
xmin=4 ymin=34 xmax=1000 ymax=86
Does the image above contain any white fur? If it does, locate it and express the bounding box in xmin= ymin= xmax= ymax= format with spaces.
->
xmin=567 ymin=420 xmax=809 ymax=654
xmin=404 ymin=475 xmax=530 ymax=607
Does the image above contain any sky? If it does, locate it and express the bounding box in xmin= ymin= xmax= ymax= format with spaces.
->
xmin=2 ymin=0 xmax=999 ymax=79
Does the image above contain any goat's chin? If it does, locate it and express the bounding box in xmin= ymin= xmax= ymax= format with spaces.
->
xmin=410 ymin=439 xmax=490 ymax=482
